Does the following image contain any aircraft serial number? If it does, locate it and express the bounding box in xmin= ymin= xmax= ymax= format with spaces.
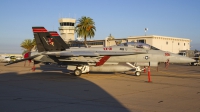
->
xmin=165 ymin=53 xmax=170 ymax=56
xmin=103 ymin=47 xmax=112 ymax=50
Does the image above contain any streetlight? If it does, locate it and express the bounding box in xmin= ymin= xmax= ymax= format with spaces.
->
xmin=144 ymin=28 xmax=148 ymax=36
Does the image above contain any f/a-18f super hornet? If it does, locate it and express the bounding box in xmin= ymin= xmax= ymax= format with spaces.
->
xmin=5 ymin=27 xmax=195 ymax=76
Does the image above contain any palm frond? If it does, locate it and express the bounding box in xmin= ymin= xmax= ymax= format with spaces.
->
xmin=20 ymin=39 xmax=35 ymax=52
xmin=75 ymin=16 xmax=96 ymax=45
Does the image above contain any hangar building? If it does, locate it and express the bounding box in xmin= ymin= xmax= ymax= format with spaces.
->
xmin=126 ymin=35 xmax=191 ymax=53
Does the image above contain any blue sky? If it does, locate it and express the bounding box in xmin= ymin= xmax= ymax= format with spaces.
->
xmin=0 ymin=0 xmax=200 ymax=53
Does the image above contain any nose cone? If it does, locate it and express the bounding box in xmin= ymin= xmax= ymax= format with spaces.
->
xmin=179 ymin=56 xmax=196 ymax=63
xmin=167 ymin=53 xmax=196 ymax=64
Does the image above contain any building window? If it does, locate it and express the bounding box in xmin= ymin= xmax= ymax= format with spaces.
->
xmin=137 ymin=39 xmax=146 ymax=43
xmin=184 ymin=43 xmax=185 ymax=46
xmin=178 ymin=43 xmax=179 ymax=45
xmin=166 ymin=41 xmax=168 ymax=45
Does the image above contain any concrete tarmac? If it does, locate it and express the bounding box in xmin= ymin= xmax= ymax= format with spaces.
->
xmin=0 ymin=62 xmax=200 ymax=112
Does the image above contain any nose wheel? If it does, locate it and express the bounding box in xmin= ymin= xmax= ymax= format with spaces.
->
xmin=126 ymin=62 xmax=142 ymax=76
xmin=135 ymin=71 xmax=141 ymax=76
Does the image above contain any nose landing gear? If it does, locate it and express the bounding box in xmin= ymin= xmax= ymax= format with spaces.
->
xmin=126 ymin=62 xmax=142 ymax=76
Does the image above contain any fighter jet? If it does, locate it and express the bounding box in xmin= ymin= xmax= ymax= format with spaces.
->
xmin=5 ymin=27 xmax=195 ymax=76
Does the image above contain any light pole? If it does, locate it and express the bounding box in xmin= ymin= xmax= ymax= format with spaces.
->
xmin=172 ymin=41 xmax=174 ymax=53
xmin=144 ymin=28 xmax=148 ymax=36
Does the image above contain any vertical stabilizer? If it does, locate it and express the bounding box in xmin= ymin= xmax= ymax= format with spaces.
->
xmin=32 ymin=27 xmax=48 ymax=52
xmin=32 ymin=27 xmax=69 ymax=52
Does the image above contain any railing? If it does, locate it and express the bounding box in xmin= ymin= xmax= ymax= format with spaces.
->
xmin=59 ymin=26 xmax=74 ymax=30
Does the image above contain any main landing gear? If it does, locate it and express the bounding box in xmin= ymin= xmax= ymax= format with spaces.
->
xmin=74 ymin=69 xmax=82 ymax=76
xmin=74 ymin=65 xmax=89 ymax=76
xmin=73 ymin=63 xmax=144 ymax=76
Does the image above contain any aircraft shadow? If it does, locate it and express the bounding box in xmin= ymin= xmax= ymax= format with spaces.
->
xmin=0 ymin=71 xmax=131 ymax=112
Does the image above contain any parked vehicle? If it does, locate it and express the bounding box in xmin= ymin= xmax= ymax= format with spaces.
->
xmin=0 ymin=55 xmax=11 ymax=63
xmin=9 ymin=56 xmax=16 ymax=62
xmin=190 ymin=53 xmax=200 ymax=66
xmin=16 ymin=56 xmax=23 ymax=60
xmin=178 ymin=50 xmax=195 ymax=58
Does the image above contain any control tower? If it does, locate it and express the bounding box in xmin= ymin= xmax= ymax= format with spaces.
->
xmin=58 ymin=18 xmax=76 ymax=42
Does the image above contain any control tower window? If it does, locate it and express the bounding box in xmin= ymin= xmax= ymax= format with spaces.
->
xmin=60 ymin=22 xmax=74 ymax=26
xmin=70 ymin=23 xmax=74 ymax=26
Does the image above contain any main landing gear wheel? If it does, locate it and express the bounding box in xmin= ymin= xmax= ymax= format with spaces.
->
xmin=74 ymin=69 xmax=82 ymax=76
xmin=135 ymin=71 xmax=141 ymax=76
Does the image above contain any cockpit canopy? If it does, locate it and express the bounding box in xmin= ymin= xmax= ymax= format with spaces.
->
xmin=118 ymin=42 xmax=160 ymax=50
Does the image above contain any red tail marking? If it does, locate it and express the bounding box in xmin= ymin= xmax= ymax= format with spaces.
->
xmin=48 ymin=38 xmax=54 ymax=45
xmin=165 ymin=53 xmax=170 ymax=56
xmin=33 ymin=28 xmax=47 ymax=32
xmin=50 ymin=32 xmax=59 ymax=36
xmin=96 ymin=56 xmax=110 ymax=66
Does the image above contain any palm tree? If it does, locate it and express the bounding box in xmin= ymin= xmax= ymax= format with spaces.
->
xmin=21 ymin=39 xmax=36 ymax=54
xmin=75 ymin=16 xmax=96 ymax=46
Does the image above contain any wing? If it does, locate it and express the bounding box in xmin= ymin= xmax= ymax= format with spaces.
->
xmin=45 ymin=50 xmax=147 ymax=57
xmin=40 ymin=50 xmax=147 ymax=66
